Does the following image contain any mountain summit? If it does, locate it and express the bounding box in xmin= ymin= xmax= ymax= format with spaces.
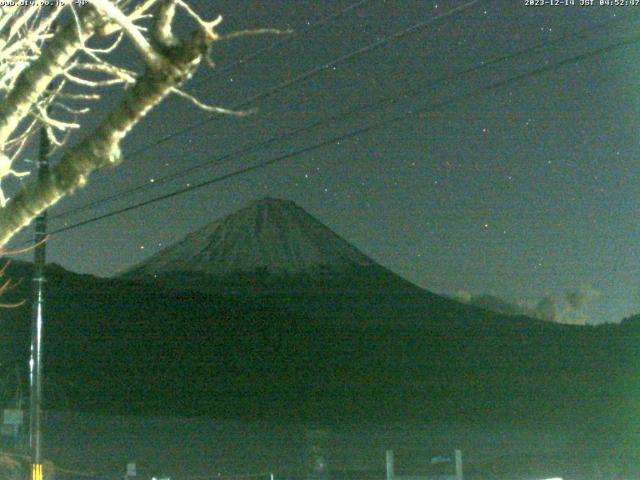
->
xmin=127 ymin=197 xmax=376 ymax=277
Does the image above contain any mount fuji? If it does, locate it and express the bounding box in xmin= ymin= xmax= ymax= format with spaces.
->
xmin=126 ymin=197 xmax=375 ymax=277
xmin=123 ymin=197 xmax=435 ymax=304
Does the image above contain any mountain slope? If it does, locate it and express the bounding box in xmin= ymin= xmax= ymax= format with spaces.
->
xmin=126 ymin=197 xmax=375 ymax=277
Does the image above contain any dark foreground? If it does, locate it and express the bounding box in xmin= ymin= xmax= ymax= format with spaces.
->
xmin=0 ymin=411 xmax=633 ymax=480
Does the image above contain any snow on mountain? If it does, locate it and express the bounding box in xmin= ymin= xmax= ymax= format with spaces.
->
xmin=126 ymin=197 xmax=376 ymax=277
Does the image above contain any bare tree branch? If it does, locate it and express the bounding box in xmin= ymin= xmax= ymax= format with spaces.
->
xmin=0 ymin=3 xmax=220 ymax=246
xmin=170 ymin=87 xmax=254 ymax=116
xmin=0 ymin=8 xmax=104 ymax=150
xmin=217 ymin=28 xmax=291 ymax=42
xmin=0 ymin=0 xmax=272 ymax=247
xmin=87 ymin=0 xmax=164 ymax=69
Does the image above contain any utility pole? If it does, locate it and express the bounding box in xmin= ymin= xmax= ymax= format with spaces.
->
xmin=29 ymin=122 xmax=50 ymax=480
xmin=455 ymin=449 xmax=463 ymax=480
xmin=385 ymin=450 xmax=394 ymax=480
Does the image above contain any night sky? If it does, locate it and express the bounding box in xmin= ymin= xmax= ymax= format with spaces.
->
xmin=6 ymin=0 xmax=640 ymax=324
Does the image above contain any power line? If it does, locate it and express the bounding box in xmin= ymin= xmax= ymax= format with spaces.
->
xmin=45 ymin=30 xmax=640 ymax=239
xmin=51 ymin=13 xmax=638 ymax=222
xmin=122 ymin=0 xmax=482 ymax=160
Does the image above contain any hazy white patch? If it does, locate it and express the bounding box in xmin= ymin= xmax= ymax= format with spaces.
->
xmin=453 ymin=286 xmax=602 ymax=325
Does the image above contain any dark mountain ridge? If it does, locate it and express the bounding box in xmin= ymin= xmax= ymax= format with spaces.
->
xmin=2 ymin=257 xmax=634 ymax=422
